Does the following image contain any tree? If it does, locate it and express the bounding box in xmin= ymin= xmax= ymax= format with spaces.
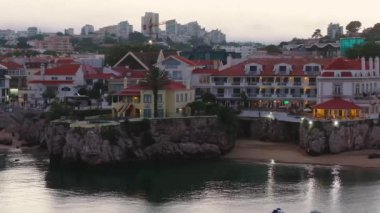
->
xmin=346 ymin=21 xmax=362 ymax=36
xmin=312 ymin=29 xmax=323 ymax=39
xmin=264 ymin=44 xmax=282 ymax=54
xmin=240 ymin=91 xmax=248 ymax=108
xmin=42 ymin=88 xmax=57 ymax=104
xmin=140 ymin=67 xmax=169 ymax=118
xmin=128 ymin=32 xmax=148 ymax=44
xmin=346 ymin=42 xmax=380 ymax=59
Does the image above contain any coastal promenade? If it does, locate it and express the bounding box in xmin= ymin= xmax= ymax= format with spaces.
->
xmin=225 ymin=140 xmax=380 ymax=169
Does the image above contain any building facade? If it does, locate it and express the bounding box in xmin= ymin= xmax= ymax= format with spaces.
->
xmin=141 ymin=12 xmax=159 ymax=37
xmin=317 ymin=57 xmax=380 ymax=119
xmin=210 ymin=58 xmax=333 ymax=110
xmin=81 ymin=24 xmax=95 ymax=35
xmin=327 ymin=23 xmax=343 ymax=40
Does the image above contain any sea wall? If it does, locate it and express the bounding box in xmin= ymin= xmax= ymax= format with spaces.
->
xmin=299 ymin=120 xmax=380 ymax=154
xmin=240 ymin=119 xmax=299 ymax=143
xmin=41 ymin=117 xmax=235 ymax=166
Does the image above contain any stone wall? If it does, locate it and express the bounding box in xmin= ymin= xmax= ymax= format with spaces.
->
xmin=42 ymin=116 xmax=235 ymax=166
xmin=240 ymin=119 xmax=299 ymax=143
xmin=299 ymin=120 xmax=380 ymax=154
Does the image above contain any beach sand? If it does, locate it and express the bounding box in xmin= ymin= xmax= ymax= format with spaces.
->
xmin=224 ymin=139 xmax=380 ymax=169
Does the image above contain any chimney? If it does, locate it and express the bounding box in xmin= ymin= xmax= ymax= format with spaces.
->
xmin=375 ymin=57 xmax=380 ymax=76
xmin=361 ymin=57 xmax=366 ymax=71
xmin=369 ymin=57 xmax=374 ymax=71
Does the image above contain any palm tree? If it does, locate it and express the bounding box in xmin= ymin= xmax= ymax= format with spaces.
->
xmin=312 ymin=29 xmax=322 ymax=39
xmin=140 ymin=67 xmax=169 ymax=118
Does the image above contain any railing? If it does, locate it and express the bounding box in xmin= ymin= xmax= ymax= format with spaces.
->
xmin=231 ymin=82 xmax=241 ymax=86
xmin=262 ymin=82 xmax=273 ymax=86
xmin=277 ymin=93 xmax=287 ymax=97
xmin=263 ymin=93 xmax=272 ymax=97
xmin=232 ymin=93 xmax=241 ymax=97
xmin=292 ymin=94 xmax=302 ymax=97
xmin=277 ymin=82 xmax=288 ymax=86
xmin=248 ymin=93 xmax=257 ymax=97
xmin=215 ymin=81 xmax=225 ymax=86
xmin=217 ymin=93 xmax=224 ymax=97
xmin=293 ymin=82 xmax=302 ymax=86
xmin=247 ymin=82 xmax=258 ymax=86
xmin=308 ymin=82 xmax=316 ymax=86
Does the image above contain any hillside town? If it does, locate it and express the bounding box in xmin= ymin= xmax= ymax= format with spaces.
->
xmin=0 ymin=12 xmax=380 ymax=124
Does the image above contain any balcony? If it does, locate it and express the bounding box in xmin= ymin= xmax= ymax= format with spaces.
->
xmin=277 ymin=82 xmax=288 ymax=86
xmin=262 ymin=82 xmax=273 ymax=86
xmin=292 ymin=94 xmax=302 ymax=98
xmin=214 ymin=81 xmax=225 ymax=86
xmin=217 ymin=93 xmax=225 ymax=97
xmin=232 ymin=93 xmax=241 ymax=98
xmin=263 ymin=93 xmax=272 ymax=97
xmin=247 ymin=82 xmax=258 ymax=86
xmin=308 ymin=82 xmax=316 ymax=86
xmin=293 ymin=82 xmax=302 ymax=86
xmin=231 ymin=82 xmax=241 ymax=86
xmin=248 ymin=93 xmax=257 ymax=97
xmin=277 ymin=93 xmax=287 ymax=97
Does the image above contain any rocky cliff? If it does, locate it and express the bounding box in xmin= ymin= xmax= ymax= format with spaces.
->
xmin=299 ymin=120 xmax=380 ymax=155
xmin=41 ymin=117 xmax=235 ymax=166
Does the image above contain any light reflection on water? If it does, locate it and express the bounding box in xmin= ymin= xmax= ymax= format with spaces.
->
xmin=0 ymin=150 xmax=380 ymax=213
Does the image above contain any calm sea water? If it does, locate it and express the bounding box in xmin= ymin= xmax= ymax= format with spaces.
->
xmin=0 ymin=149 xmax=380 ymax=213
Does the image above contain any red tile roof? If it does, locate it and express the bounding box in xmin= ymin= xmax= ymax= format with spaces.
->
xmin=192 ymin=69 xmax=220 ymax=74
xmin=85 ymin=73 xmax=115 ymax=80
xmin=192 ymin=59 xmax=215 ymax=66
xmin=0 ymin=61 xmax=23 ymax=70
xmin=321 ymin=72 xmax=334 ymax=77
xmin=55 ymin=58 xmax=75 ymax=65
xmin=117 ymin=80 xmax=187 ymax=96
xmin=172 ymin=55 xmax=197 ymax=66
xmin=325 ymin=58 xmax=367 ymax=70
xmin=35 ymin=64 xmax=81 ymax=76
xmin=213 ymin=58 xmax=333 ymax=77
xmin=312 ymin=98 xmax=361 ymax=110
xmin=28 ymin=80 xmax=74 ymax=85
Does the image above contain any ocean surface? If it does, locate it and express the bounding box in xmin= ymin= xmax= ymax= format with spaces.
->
xmin=0 ymin=149 xmax=380 ymax=213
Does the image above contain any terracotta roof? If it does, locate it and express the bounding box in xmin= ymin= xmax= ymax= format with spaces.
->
xmin=192 ymin=59 xmax=215 ymax=66
xmin=213 ymin=58 xmax=333 ymax=77
xmin=321 ymin=72 xmax=334 ymax=77
xmin=312 ymin=98 xmax=361 ymax=110
xmin=82 ymin=64 xmax=98 ymax=75
xmin=117 ymin=80 xmax=187 ymax=96
xmin=192 ymin=69 xmax=220 ymax=74
xmin=172 ymin=55 xmax=197 ymax=66
xmin=35 ymin=64 xmax=81 ymax=75
xmin=341 ymin=71 xmax=353 ymax=77
xmin=28 ymin=80 xmax=74 ymax=85
xmin=0 ymin=61 xmax=23 ymax=70
xmin=85 ymin=73 xmax=115 ymax=80
xmin=325 ymin=58 xmax=367 ymax=70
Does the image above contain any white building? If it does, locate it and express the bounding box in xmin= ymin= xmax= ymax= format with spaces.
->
xmin=81 ymin=24 xmax=95 ymax=35
xmin=0 ymin=66 xmax=11 ymax=104
xmin=118 ymin=21 xmax=133 ymax=38
xmin=64 ymin=28 xmax=74 ymax=36
xmin=165 ymin=19 xmax=178 ymax=35
xmin=27 ymin=64 xmax=85 ymax=104
xmin=27 ymin=27 xmax=38 ymax=37
xmin=141 ymin=12 xmax=159 ymax=37
xmin=317 ymin=57 xmax=380 ymax=119
xmin=327 ymin=23 xmax=344 ymax=40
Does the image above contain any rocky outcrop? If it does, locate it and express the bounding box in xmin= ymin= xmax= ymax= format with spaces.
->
xmin=245 ymin=119 xmax=299 ymax=142
xmin=43 ymin=117 xmax=234 ymax=166
xmin=299 ymin=120 xmax=380 ymax=155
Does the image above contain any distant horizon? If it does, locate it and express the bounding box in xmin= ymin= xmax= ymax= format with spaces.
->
xmin=1 ymin=0 xmax=379 ymax=44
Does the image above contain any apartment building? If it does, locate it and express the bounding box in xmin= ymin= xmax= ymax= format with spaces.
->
xmin=210 ymin=58 xmax=333 ymax=110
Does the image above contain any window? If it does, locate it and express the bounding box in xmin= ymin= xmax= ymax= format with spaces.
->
xmin=249 ymin=66 xmax=257 ymax=72
xmin=176 ymin=94 xmax=179 ymax=102
xmin=172 ymin=71 xmax=182 ymax=80
xmin=143 ymin=94 xmax=152 ymax=103
xmin=143 ymin=109 xmax=152 ymax=118
xmin=199 ymin=75 xmax=208 ymax=84
xmin=61 ymin=87 xmax=71 ymax=91
xmin=66 ymin=77 xmax=73 ymax=80
xmin=185 ymin=93 xmax=188 ymax=102
xmin=157 ymin=94 xmax=163 ymax=103
xmin=279 ymin=66 xmax=287 ymax=72
xmin=180 ymin=94 xmax=183 ymax=102
xmin=334 ymin=84 xmax=342 ymax=95
xmin=355 ymin=84 xmax=360 ymax=95
xmin=51 ymin=77 xmax=58 ymax=80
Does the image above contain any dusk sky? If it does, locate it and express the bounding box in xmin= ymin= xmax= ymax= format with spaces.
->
xmin=1 ymin=0 xmax=379 ymax=43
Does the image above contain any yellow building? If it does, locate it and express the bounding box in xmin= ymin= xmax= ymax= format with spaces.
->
xmin=312 ymin=98 xmax=362 ymax=120
xmin=112 ymin=81 xmax=195 ymax=118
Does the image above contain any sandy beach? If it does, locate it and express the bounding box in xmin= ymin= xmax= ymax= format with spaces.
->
xmin=225 ymin=139 xmax=380 ymax=169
